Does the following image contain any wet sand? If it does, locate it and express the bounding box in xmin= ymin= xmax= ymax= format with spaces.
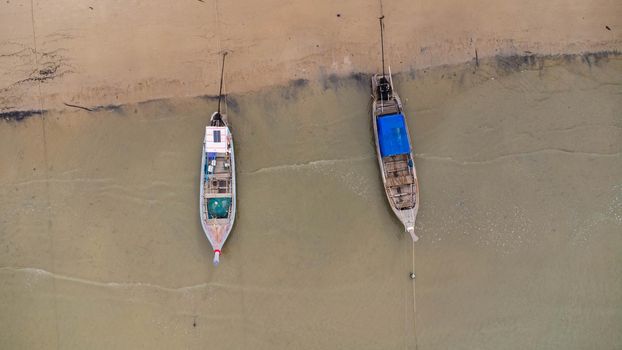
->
xmin=1 ymin=56 xmax=621 ymax=349
xmin=1 ymin=0 xmax=621 ymax=113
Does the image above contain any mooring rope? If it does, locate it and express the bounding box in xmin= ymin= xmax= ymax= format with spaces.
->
xmin=213 ymin=0 xmax=229 ymax=117
xmin=411 ymin=239 xmax=418 ymax=349
xmin=213 ymin=0 xmax=222 ymax=64
xmin=223 ymin=63 xmax=228 ymax=117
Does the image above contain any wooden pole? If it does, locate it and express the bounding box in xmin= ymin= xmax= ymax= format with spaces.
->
xmin=217 ymin=52 xmax=228 ymax=115
xmin=379 ymin=16 xmax=386 ymax=77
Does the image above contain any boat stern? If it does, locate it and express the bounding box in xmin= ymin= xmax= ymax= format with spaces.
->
xmin=213 ymin=249 xmax=221 ymax=266
xmin=406 ymin=226 xmax=419 ymax=242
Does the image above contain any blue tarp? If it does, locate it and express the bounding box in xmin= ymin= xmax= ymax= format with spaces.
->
xmin=377 ymin=114 xmax=411 ymax=157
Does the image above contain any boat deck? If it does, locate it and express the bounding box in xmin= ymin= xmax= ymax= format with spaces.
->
xmin=375 ymin=99 xmax=400 ymax=116
xmin=382 ymin=154 xmax=416 ymax=209
xmin=204 ymin=153 xmax=233 ymax=197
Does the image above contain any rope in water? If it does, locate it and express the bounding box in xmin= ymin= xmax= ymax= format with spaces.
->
xmin=411 ymin=239 xmax=418 ymax=349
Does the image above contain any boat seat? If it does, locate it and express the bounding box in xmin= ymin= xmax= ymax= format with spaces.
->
xmin=386 ymin=175 xmax=414 ymax=187
xmin=384 ymin=161 xmax=409 ymax=172
xmin=384 ymin=154 xmax=408 ymax=162
xmin=389 ymin=186 xmax=413 ymax=196
xmin=392 ymin=192 xmax=413 ymax=197
xmin=388 ymin=169 xmax=410 ymax=178
xmin=376 ymin=101 xmax=400 ymax=116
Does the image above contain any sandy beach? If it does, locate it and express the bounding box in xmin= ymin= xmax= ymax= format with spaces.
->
xmin=1 ymin=0 xmax=621 ymax=113
xmin=1 ymin=1 xmax=621 ymax=349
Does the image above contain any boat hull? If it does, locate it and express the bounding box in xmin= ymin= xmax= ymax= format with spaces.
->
xmin=199 ymin=114 xmax=236 ymax=264
xmin=371 ymin=74 xmax=420 ymax=241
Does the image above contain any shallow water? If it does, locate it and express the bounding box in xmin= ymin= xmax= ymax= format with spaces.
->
xmin=1 ymin=57 xmax=621 ymax=349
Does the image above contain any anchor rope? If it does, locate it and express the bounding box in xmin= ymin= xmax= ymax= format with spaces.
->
xmin=411 ymin=239 xmax=418 ymax=349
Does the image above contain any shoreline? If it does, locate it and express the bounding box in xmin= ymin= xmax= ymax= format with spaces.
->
xmin=2 ymin=50 xmax=620 ymax=121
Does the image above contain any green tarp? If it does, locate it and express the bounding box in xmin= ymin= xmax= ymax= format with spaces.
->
xmin=207 ymin=197 xmax=231 ymax=219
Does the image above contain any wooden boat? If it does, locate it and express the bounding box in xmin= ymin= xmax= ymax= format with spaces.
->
xmin=200 ymin=53 xmax=236 ymax=265
xmin=371 ymin=17 xmax=420 ymax=241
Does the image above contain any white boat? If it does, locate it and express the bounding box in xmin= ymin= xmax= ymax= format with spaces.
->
xmin=371 ymin=17 xmax=420 ymax=241
xmin=200 ymin=53 xmax=236 ymax=265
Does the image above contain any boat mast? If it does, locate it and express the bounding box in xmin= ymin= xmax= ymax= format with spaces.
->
xmin=379 ymin=16 xmax=386 ymax=78
xmin=217 ymin=52 xmax=228 ymax=116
